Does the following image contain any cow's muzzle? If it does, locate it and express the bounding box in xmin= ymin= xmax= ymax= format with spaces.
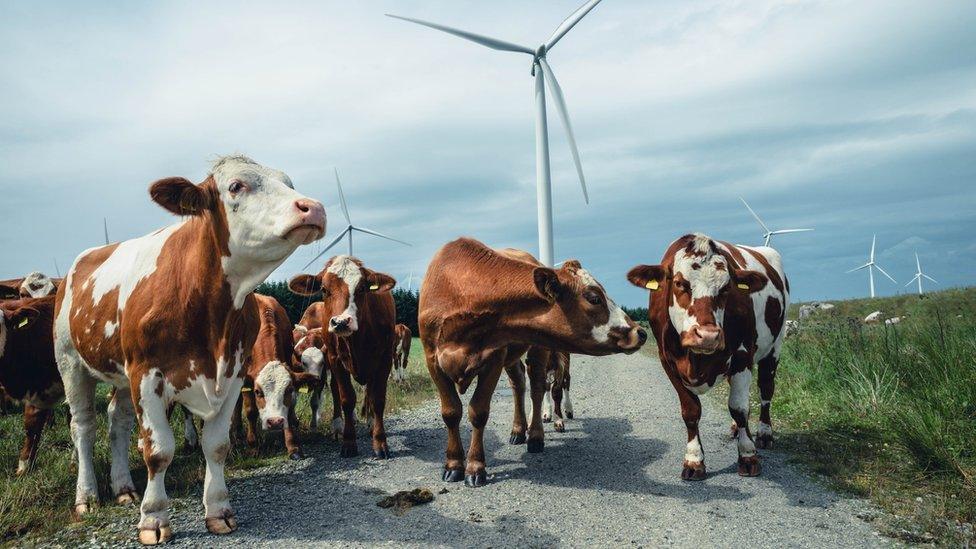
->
xmin=264 ymin=417 xmax=285 ymax=431
xmin=682 ymin=325 xmax=724 ymax=354
xmin=329 ymin=316 xmax=355 ymax=337
xmin=613 ymin=325 xmax=648 ymax=354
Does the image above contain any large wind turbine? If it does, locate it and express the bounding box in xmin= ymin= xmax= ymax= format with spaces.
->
xmin=302 ymin=169 xmax=411 ymax=270
xmin=905 ymin=251 xmax=937 ymax=295
xmin=388 ymin=0 xmax=600 ymax=267
xmin=847 ymin=235 xmax=897 ymax=298
xmin=739 ymin=197 xmax=813 ymax=247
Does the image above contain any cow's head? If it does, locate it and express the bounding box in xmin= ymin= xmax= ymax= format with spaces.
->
xmin=19 ymin=272 xmax=55 ymax=298
xmin=0 ymin=302 xmax=41 ymax=360
xmin=251 ymin=360 xmax=317 ymax=430
xmin=293 ymin=327 xmax=326 ymax=378
xmin=149 ymin=155 xmax=326 ymax=267
xmin=288 ymin=256 xmax=395 ymax=337
xmin=534 ymin=260 xmax=646 ymax=355
xmin=628 ymin=234 xmax=766 ymax=355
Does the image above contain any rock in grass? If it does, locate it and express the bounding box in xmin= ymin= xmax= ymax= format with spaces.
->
xmin=376 ymin=488 xmax=434 ymax=516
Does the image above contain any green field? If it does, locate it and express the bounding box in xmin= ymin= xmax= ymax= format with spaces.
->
xmin=0 ymin=339 xmax=432 ymax=544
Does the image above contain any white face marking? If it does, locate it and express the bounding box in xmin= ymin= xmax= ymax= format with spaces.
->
xmin=575 ymin=267 xmax=630 ymax=343
xmin=254 ymin=361 xmax=293 ymax=428
xmin=669 ymin=234 xmax=730 ymax=336
xmin=326 ymin=256 xmax=362 ymax=333
xmin=20 ymin=272 xmax=55 ymax=297
xmin=301 ymin=347 xmax=325 ymax=378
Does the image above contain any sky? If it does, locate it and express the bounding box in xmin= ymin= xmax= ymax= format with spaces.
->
xmin=1 ymin=0 xmax=974 ymax=307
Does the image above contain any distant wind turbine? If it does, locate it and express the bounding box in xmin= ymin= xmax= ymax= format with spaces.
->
xmin=302 ymin=168 xmax=411 ymax=270
xmin=739 ymin=197 xmax=813 ymax=247
xmin=388 ymin=0 xmax=601 ymax=266
xmin=406 ymin=271 xmax=414 ymax=292
xmin=846 ymin=235 xmax=897 ymax=298
xmin=905 ymin=251 xmax=937 ymax=295
xmin=103 ymin=218 xmax=110 ymax=245
xmin=54 ymin=259 xmax=62 ymax=278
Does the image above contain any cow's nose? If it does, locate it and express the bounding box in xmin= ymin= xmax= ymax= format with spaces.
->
xmin=636 ymin=328 xmax=648 ymax=345
xmin=693 ymin=325 xmax=722 ymax=343
xmin=266 ymin=417 xmax=285 ymax=431
xmin=330 ymin=317 xmax=348 ymax=329
xmin=294 ymin=198 xmax=326 ymax=231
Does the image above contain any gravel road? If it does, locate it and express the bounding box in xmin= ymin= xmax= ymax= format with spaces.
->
xmin=57 ymin=351 xmax=888 ymax=548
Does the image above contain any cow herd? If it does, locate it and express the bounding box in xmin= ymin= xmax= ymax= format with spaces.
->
xmin=0 ymin=156 xmax=790 ymax=544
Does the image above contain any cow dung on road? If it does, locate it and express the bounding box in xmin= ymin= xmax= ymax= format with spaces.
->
xmin=376 ymin=488 xmax=435 ymax=516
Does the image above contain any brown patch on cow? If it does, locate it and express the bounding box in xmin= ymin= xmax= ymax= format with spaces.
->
xmin=717 ymin=241 xmax=747 ymax=270
xmin=764 ymin=296 xmax=784 ymax=340
xmin=744 ymin=248 xmax=784 ymax=293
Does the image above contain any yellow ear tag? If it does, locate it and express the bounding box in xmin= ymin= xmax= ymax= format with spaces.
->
xmin=298 ymin=386 xmax=309 ymax=394
xmin=369 ymin=284 xmax=379 ymax=291
xmin=241 ymin=387 xmax=252 ymax=393
xmin=645 ymin=280 xmax=659 ymax=291
xmin=737 ymin=283 xmax=750 ymax=291
xmin=17 ymin=317 xmax=29 ymax=328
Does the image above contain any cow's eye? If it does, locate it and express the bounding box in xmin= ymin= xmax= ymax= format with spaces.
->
xmin=255 ymin=389 xmax=264 ymax=398
xmin=229 ymin=180 xmax=247 ymax=195
xmin=583 ymin=290 xmax=603 ymax=305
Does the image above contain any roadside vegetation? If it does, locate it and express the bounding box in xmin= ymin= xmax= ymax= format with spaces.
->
xmin=773 ymin=287 xmax=976 ymax=544
xmin=0 ymin=337 xmax=432 ymax=544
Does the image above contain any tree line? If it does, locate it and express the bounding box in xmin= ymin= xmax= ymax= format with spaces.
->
xmin=255 ymin=281 xmax=420 ymax=334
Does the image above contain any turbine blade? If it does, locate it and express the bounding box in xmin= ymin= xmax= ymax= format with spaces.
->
xmin=739 ymin=197 xmax=770 ymax=233
xmin=335 ymin=168 xmax=351 ymax=225
xmin=386 ymin=14 xmax=534 ymax=54
xmin=103 ymin=218 xmax=109 ymax=245
xmin=870 ymin=234 xmax=876 ymax=262
xmin=353 ymin=226 xmax=412 ymax=247
xmin=538 ymin=58 xmax=588 ymax=204
xmin=546 ymin=0 xmax=604 ymax=51
xmin=769 ymin=228 xmax=814 ymax=235
xmin=922 ymin=274 xmax=938 ymax=283
xmin=846 ymin=263 xmax=871 ymax=273
xmin=915 ymin=251 xmax=921 ymax=272
xmin=302 ymin=228 xmax=349 ymax=270
xmin=54 ymin=258 xmax=62 ymax=278
xmin=874 ymin=263 xmax=897 ymax=284
xmin=904 ymin=274 xmax=920 ymax=287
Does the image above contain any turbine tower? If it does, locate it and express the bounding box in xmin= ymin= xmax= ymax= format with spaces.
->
xmin=846 ymin=235 xmax=897 ymax=298
xmin=303 ymin=168 xmax=411 ymax=270
xmin=905 ymin=251 xmax=937 ymax=295
xmin=739 ymin=197 xmax=813 ymax=247
xmin=388 ymin=0 xmax=601 ymax=266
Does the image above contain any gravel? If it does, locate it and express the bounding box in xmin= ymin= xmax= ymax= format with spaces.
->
xmin=47 ymin=351 xmax=889 ymax=548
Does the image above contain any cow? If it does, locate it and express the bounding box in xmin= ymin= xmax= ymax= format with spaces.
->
xmin=239 ymin=294 xmax=318 ymax=459
xmin=419 ymin=238 xmax=646 ymax=487
xmin=54 ymin=155 xmax=325 ymax=545
xmin=292 ymin=302 xmax=339 ymax=434
xmin=0 ymin=295 xmax=64 ymax=475
xmin=391 ymin=323 xmax=411 ymax=382
xmin=288 ymin=255 xmax=397 ymax=459
xmin=0 ymin=272 xmax=60 ymax=300
xmin=627 ymin=233 xmax=786 ymax=480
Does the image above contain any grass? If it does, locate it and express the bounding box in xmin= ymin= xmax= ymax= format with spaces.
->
xmin=772 ymin=287 xmax=976 ymax=544
xmin=0 ymin=338 xmax=434 ymax=544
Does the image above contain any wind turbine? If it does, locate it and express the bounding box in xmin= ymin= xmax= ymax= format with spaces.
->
xmin=739 ymin=197 xmax=813 ymax=247
xmin=905 ymin=251 xmax=937 ymax=295
xmin=388 ymin=0 xmax=600 ymax=267
xmin=302 ymin=168 xmax=411 ymax=270
xmin=846 ymin=235 xmax=897 ymax=298
xmin=103 ymin=218 xmax=110 ymax=245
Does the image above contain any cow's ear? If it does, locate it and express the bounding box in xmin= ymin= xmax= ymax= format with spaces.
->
xmin=533 ymin=267 xmax=563 ymax=303
xmin=734 ymin=270 xmax=767 ymax=293
xmin=9 ymin=306 xmax=39 ymax=330
xmin=366 ymin=271 xmax=396 ymax=293
xmin=288 ymin=274 xmax=322 ymax=296
xmin=0 ymin=285 xmax=19 ymax=300
xmin=560 ymin=259 xmax=582 ymax=270
xmin=627 ymin=265 xmax=667 ymax=291
xmin=149 ymin=177 xmax=215 ymax=217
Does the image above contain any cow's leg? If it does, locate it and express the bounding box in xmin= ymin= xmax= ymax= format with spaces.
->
xmin=367 ymin=381 xmax=390 ymax=459
xmin=107 ymin=387 xmax=139 ymax=504
xmin=756 ymin=354 xmax=778 ymax=449
xmin=309 ymin=384 xmax=322 ymax=431
xmin=425 ymin=349 xmax=464 ymax=482
xmin=563 ymin=367 xmax=574 ymax=419
xmin=200 ymin=380 xmax=242 ymax=537
xmin=504 ymin=360 xmax=528 ymax=444
xmin=465 ymin=358 xmax=505 ymax=487
xmin=241 ymin=389 xmax=259 ymax=452
xmin=330 ymin=374 xmax=343 ymax=440
xmin=541 ymin=383 xmax=553 ymax=423
xmin=525 ymin=349 xmax=548 ymax=453
xmin=61 ymin=364 xmax=100 ymax=515
xmin=284 ymin=404 xmax=303 ymax=460
xmin=180 ymin=405 xmax=199 ymax=454
xmin=551 ymin=372 xmax=566 ymax=433
xmin=728 ymin=368 xmax=760 ymax=477
xmin=333 ymin=368 xmax=359 ymax=457
xmin=16 ymin=404 xmax=52 ymax=475
xmin=134 ymin=374 xmax=176 ymax=545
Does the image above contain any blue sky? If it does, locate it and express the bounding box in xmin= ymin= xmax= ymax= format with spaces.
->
xmin=1 ymin=1 xmax=973 ymax=306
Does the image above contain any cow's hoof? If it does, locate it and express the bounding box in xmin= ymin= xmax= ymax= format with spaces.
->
xmin=442 ymin=468 xmax=464 ymax=483
xmin=542 ymin=414 xmax=552 ymax=423
xmin=464 ymin=470 xmax=488 ymax=488
xmin=509 ymin=432 xmax=526 ymax=445
xmin=755 ymin=434 xmax=774 ymax=449
xmin=527 ymin=439 xmax=544 ymax=453
xmin=373 ymin=447 xmax=390 ymax=460
xmin=288 ymin=451 xmax=304 ymax=461
xmin=554 ymin=419 xmax=565 ymax=432
xmin=681 ymin=462 xmax=707 ymax=481
xmin=565 ymin=411 xmax=574 ymax=419
xmin=72 ymin=500 xmax=98 ymax=519
xmin=339 ymin=445 xmax=359 ymax=458
xmin=737 ymin=455 xmax=761 ymax=477
xmin=205 ymin=512 xmax=238 ymax=535
xmin=116 ymin=490 xmax=140 ymax=505
xmin=138 ymin=525 xmax=173 ymax=545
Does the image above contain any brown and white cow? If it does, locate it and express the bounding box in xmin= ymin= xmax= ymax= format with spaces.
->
xmin=239 ymin=294 xmax=317 ymax=459
xmin=289 ymin=255 xmax=397 ymax=459
xmin=420 ymin=238 xmax=646 ymax=487
xmin=627 ymin=233 xmax=787 ymax=480
xmin=54 ymin=155 xmax=325 ymax=545
xmin=391 ymin=323 xmax=411 ymax=383
xmin=0 ymin=272 xmax=61 ymax=300
xmin=0 ymin=295 xmax=64 ymax=475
